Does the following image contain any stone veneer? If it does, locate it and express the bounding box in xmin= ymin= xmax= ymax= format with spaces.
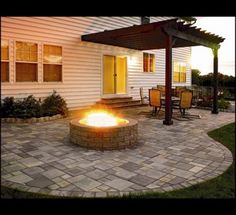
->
xmin=70 ymin=118 xmax=138 ymax=150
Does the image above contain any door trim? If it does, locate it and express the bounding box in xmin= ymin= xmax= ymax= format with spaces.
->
xmin=101 ymin=53 xmax=128 ymax=97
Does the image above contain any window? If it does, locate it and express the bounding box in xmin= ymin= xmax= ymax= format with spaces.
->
xmin=43 ymin=45 xmax=62 ymax=82
xmin=173 ymin=62 xmax=186 ymax=83
xmin=143 ymin=52 xmax=155 ymax=72
xmin=141 ymin=16 xmax=150 ymax=24
xmin=16 ymin=41 xmax=38 ymax=82
xmin=1 ymin=40 xmax=9 ymax=82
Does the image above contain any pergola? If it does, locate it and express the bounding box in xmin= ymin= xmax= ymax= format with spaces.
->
xmin=81 ymin=18 xmax=225 ymax=125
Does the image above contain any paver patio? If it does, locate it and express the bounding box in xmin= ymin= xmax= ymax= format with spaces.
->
xmin=1 ymin=107 xmax=234 ymax=197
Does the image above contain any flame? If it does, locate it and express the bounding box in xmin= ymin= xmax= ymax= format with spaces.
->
xmin=79 ymin=110 xmax=128 ymax=127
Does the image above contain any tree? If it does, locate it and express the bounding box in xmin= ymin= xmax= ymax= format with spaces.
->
xmin=191 ymin=69 xmax=202 ymax=85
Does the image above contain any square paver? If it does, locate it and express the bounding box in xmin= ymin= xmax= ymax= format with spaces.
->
xmin=175 ymin=162 xmax=195 ymax=171
xmin=113 ymin=167 xmax=137 ymax=179
xmin=140 ymin=150 xmax=160 ymax=158
xmin=119 ymin=162 xmax=142 ymax=171
xmin=64 ymin=167 xmax=86 ymax=176
xmin=85 ymin=169 xmax=108 ymax=180
xmin=189 ymin=166 xmax=203 ymax=173
xmin=136 ymin=168 xmax=166 ymax=180
xmin=94 ymin=162 xmax=114 ymax=170
xmin=20 ymin=157 xmax=43 ymax=168
xmin=43 ymin=169 xmax=65 ymax=179
xmin=105 ymin=178 xmax=134 ymax=191
xmin=22 ymin=166 xmax=45 ymax=176
xmin=129 ymin=174 xmax=156 ymax=186
xmin=3 ymin=163 xmax=26 ymax=172
xmin=171 ymin=169 xmax=194 ymax=179
xmin=73 ymin=175 xmax=101 ymax=191
xmin=168 ymin=176 xmax=185 ymax=185
xmin=26 ymin=175 xmax=54 ymax=188
xmin=7 ymin=173 xmax=33 ymax=184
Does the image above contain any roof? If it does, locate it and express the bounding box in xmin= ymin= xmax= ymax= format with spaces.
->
xmin=81 ymin=18 xmax=225 ymax=50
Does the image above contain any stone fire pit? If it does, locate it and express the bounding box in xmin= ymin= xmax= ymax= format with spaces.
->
xmin=69 ymin=115 xmax=138 ymax=150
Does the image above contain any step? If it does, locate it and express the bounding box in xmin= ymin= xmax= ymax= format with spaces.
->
xmin=93 ymin=102 xmax=143 ymax=109
xmin=97 ymin=99 xmax=141 ymax=106
xmin=101 ymin=96 xmax=132 ymax=100
xmin=94 ymin=100 xmax=142 ymax=109
xmin=100 ymin=96 xmax=133 ymax=103
xmin=110 ymin=102 xmax=143 ymax=109
xmin=97 ymin=99 xmax=139 ymax=105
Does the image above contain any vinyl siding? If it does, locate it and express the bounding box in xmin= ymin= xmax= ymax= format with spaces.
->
xmin=1 ymin=16 xmax=191 ymax=110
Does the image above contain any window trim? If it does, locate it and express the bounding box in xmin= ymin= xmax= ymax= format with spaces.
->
xmin=173 ymin=62 xmax=187 ymax=83
xmin=143 ymin=52 xmax=155 ymax=73
xmin=1 ymin=39 xmax=10 ymax=83
xmin=42 ymin=43 xmax=63 ymax=83
xmin=14 ymin=40 xmax=39 ymax=83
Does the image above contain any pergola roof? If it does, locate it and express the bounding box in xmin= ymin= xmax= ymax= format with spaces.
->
xmin=81 ymin=18 xmax=225 ymax=50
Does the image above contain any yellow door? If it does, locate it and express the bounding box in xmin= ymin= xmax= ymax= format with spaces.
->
xmin=103 ymin=55 xmax=115 ymax=94
xmin=103 ymin=55 xmax=127 ymax=95
xmin=116 ymin=57 xmax=127 ymax=94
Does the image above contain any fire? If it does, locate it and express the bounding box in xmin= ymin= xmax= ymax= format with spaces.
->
xmin=79 ymin=110 xmax=128 ymax=127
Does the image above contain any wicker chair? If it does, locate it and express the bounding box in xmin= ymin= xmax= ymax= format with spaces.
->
xmin=156 ymin=85 xmax=165 ymax=97
xmin=149 ymin=89 xmax=162 ymax=116
xmin=179 ymin=90 xmax=201 ymax=119
xmin=175 ymin=86 xmax=187 ymax=97
xmin=140 ymin=87 xmax=149 ymax=104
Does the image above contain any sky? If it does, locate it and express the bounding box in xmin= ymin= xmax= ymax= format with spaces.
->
xmin=191 ymin=17 xmax=235 ymax=77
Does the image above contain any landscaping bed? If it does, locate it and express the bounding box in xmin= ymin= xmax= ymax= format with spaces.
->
xmin=1 ymin=91 xmax=68 ymax=122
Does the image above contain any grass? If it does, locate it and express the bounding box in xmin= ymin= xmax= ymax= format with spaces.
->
xmin=1 ymin=123 xmax=235 ymax=199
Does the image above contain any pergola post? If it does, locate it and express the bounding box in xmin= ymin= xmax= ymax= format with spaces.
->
xmin=212 ymin=48 xmax=219 ymax=114
xmin=163 ymin=34 xmax=173 ymax=125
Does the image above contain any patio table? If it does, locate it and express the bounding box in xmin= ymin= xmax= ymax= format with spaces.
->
xmin=161 ymin=96 xmax=180 ymax=112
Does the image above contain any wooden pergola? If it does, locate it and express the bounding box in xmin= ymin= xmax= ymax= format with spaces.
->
xmin=82 ymin=18 xmax=225 ymax=125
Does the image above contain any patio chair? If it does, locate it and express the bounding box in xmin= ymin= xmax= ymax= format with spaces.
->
xmin=179 ymin=90 xmax=201 ymax=119
xmin=140 ymin=87 xmax=149 ymax=104
xmin=149 ymin=89 xmax=162 ymax=116
xmin=156 ymin=85 xmax=165 ymax=97
xmin=175 ymin=86 xmax=187 ymax=97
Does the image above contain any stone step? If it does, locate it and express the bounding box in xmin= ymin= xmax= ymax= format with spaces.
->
xmin=109 ymin=102 xmax=144 ymax=109
xmin=93 ymin=102 xmax=144 ymax=109
xmin=94 ymin=99 xmax=143 ymax=109
xmin=97 ymin=99 xmax=139 ymax=105
xmin=100 ymin=96 xmax=133 ymax=103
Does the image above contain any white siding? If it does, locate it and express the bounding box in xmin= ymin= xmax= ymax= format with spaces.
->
xmin=1 ymin=16 xmax=191 ymax=110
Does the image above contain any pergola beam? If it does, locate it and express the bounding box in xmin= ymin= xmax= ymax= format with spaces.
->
xmin=164 ymin=27 xmax=220 ymax=50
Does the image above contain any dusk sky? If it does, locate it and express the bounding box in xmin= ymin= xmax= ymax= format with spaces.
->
xmin=191 ymin=17 xmax=235 ymax=77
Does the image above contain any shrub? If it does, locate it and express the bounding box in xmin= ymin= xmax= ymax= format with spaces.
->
xmin=0 ymin=97 xmax=15 ymax=117
xmin=218 ymin=99 xmax=230 ymax=110
xmin=12 ymin=95 xmax=41 ymax=118
xmin=1 ymin=92 xmax=68 ymax=119
xmin=41 ymin=91 xmax=68 ymax=116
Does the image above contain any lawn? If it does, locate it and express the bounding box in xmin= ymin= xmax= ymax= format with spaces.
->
xmin=1 ymin=123 xmax=235 ymax=198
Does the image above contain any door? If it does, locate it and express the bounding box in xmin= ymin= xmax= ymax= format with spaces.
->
xmin=103 ymin=55 xmax=127 ymax=95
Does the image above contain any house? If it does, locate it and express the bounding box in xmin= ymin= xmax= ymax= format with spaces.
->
xmin=1 ymin=16 xmax=192 ymax=111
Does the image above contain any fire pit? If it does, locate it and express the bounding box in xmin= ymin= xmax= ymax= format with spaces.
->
xmin=69 ymin=111 xmax=138 ymax=150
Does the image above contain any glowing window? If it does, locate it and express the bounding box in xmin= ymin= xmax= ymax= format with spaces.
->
xmin=43 ymin=45 xmax=62 ymax=82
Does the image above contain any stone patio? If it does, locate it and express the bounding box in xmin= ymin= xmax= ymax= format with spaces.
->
xmin=1 ymin=107 xmax=234 ymax=197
